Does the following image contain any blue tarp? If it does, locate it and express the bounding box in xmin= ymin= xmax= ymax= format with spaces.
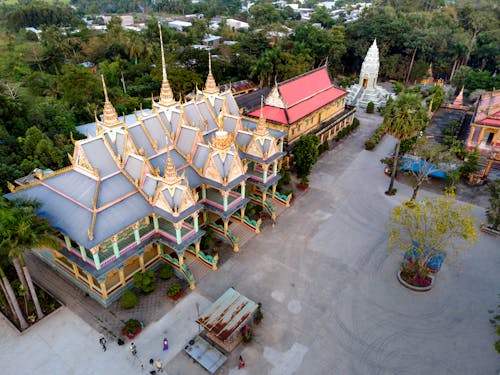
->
xmin=404 ymin=242 xmax=446 ymax=271
xmin=400 ymin=155 xmax=453 ymax=179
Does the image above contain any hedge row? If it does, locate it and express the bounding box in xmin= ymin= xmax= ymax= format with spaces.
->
xmin=334 ymin=117 xmax=360 ymax=142
xmin=364 ymin=124 xmax=386 ymax=150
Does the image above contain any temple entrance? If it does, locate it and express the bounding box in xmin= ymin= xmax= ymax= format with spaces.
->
xmin=486 ymin=132 xmax=494 ymax=146
xmin=362 ymin=78 xmax=368 ymax=88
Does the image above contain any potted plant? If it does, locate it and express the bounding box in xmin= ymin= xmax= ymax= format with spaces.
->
xmin=253 ymin=303 xmax=263 ymax=324
xmin=158 ymin=264 xmax=174 ymax=280
xmin=297 ymin=176 xmax=309 ymax=190
xmin=122 ymin=318 xmax=142 ymax=339
xmin=167 ymin=282 xmax=184 ymax=301
xmin=121 ymin=290 xmax=138 ymax=309
xmin=241 ymin=325 xmax=253 ymax=343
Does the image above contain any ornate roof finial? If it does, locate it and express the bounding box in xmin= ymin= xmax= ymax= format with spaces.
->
xmin=255 ymin=95 xmax=269 ymax=136
xmin=204 ymin=52 xmax=218 ymax=94
xmin=163 ymin=139 xmax=182 ymax=185
xmin=453 ymin=86 xmax=464 ymax=106
xmin=100 ymin=74 xmax=120 ymax=127
xmin=157 ymin=21 xmax=176 ymax=107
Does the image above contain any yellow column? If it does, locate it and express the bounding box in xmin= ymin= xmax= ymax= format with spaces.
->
xmin=223 ymin=220 xmax=228 ymax=234
xmin=478 ymin=127 xmax=486 ymax=144
xmin=467 ymin=126 xmax=476 ymax=145
xmin=72 ymin=264 xmax=79 ymax=279
xmin=195 ymin=242 xmax=200 ymax=257
xmin=99 ymin=282 xmax=108 ymax=298
xmin=86 ymin=274 xmax=94 ymax=289
xmin=240 ymin=207 xmax=245 ymax=222
xmin=272 ymin=184 xmax=277 ymax=195
xmin=119 ymin=269 xmax=125 ymax=285
xmin=156 ymin=243 xmax=161 ymax=256
xmin=178 ymin=254 xmax=184 ymax=267
xmin=139 ymin=255 xmax=145 ymax=272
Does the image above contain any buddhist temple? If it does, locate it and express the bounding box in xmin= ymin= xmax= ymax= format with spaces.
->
xmin=245 ymin=66 xmax=356 ymax=149
xmin=346 ymin=39 xmax=394 ymax=109
xmin=4 ymin=26 xmax=288 ymax=307
xmin=466 ymin=89 xmax=500 ymax=178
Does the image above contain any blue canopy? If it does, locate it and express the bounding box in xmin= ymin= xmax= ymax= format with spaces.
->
xmin=400 ymin=155 xmax=453 ymax=179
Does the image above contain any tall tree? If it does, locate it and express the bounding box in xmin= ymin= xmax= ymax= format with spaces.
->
xmin=402 ymin=137 xmax=458 ymax=201
xmin=383 ymin=93 xmax=428 ymax=195
xmin=0 ymin=199 xmax=60 ymax=320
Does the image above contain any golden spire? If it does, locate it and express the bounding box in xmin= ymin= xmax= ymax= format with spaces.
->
xmin=204 ymin=52 xmax=218 ymax=94
xmin=100 ymin=74 xmax=120 ymax=127
xmin=453 ymin=86 xmax=464 ymax=106
xmin=158 ymin=21 xmax=176 ymax=107
xmin=164 ymin=140 xmax=182 ymax=185
xmin=254 ymin=95 xmax=269 ymax=136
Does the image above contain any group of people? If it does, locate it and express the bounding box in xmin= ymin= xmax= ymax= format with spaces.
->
xmin=100 ymin=335 xmax=246 ymax=371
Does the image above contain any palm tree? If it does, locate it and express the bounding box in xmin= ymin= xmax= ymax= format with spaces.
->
xmin=0 ymin=264 xmax=28 ymax=330
xmin=383 ymin=93 xmax=428 ymax=195
xmin=0 ymin=199 xmax=60 ymax=320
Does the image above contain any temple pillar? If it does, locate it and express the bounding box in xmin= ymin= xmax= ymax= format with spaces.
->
xmin=280 ymin=141 xmax=283 ymax=152
xmin=156 ymin=243 xmax=161 ymax=256
xmin=222 ymin=191 xmax=228 ymax=211
xmin=112 ymin=237 xmax=120 ymax=258
xmin=272 ymin=184 xmax=277 ymax=196
xmin=91 ymin=248 xmax=101 ymax=270
xmin=240 ymin=182 xmax=246 ymax=199
xmin=139 ymin=255 xmax=145 ymax=272
xmin=194 ymin=242 xmax=200 ymax=257
xmin=467 ymin=126 xmax=476 ymax=145
xmin=273 ymin=160 xmax=278 ymax=175
xmin=484 ymin=159 xmax=494 ymax=176
xmin=118 ymin=268 xmax=125 ymax=286
xmin=201 ymin=185 xmax=206 ymax=200
xmin=72 ymin=263 xmax=79 ymax=279
xmin=262 ymin=191 xmax=267 ymax=202
xmin=478 ymin=127 xmax=486 ymax=145
xmin=99 ymin=282 xmax=108 ymax=298
xmin=263 ymin=165 xmax=268 ymax=183
xmin=153 ymin=214 xmax=159 ymax=230
xmin=64 ymin=235 xmax=72 ymax=250
xmin=178 ymin=254 xmax=184 ymax=267
xmin=174 ymin=221 xmax=183 ymax=244
xmin=240 ymin=207 xmax=245 ymax=222
xmin=193 ymin=214 xmax=199 ymax=232
xmin=134 ymin=225 xmax=140 ymax=245
xmin=223 ymin=220 xmax=228 ymax=234
xmin=86 ymin=274 xmax=94 ymax=289
xmin=79 ymin=245 xmax=87 ymax=261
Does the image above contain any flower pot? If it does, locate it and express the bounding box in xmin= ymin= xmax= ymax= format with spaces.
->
xmin=168 ymin=290 xmax=185 ymax=301
xmin=397 ymin=269 xmax=434 ymax=292
xmin=121 ymin=325 xmax=142 ymax=339
xmin=297 ymin=184 xmax=309 ymax=190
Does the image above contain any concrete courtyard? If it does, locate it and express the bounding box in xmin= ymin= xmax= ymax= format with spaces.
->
xmin=1 ymin=112 xmax=499 ymax=375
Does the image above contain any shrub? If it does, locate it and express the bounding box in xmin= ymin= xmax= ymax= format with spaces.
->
xmin=280 ymin=170 xmax=291 ymax=185
xmin=366 ymin=101 xmax=375 ymax=113
xmin=133 ymin=270 xmax=156 ymax=294
xmin=254 ymin=302 xmax=263 ymax=324
xmin=123 ymin=319 xmax=141 ymax=335
xmin=158 ymin=264 xmax=174 ymax=280
xmin=364 ymin=125 xmax=386 ymax=150
xmin=167 ymin=282 xmax=182 ymax=297
xmin=121 ymin=290 xmax=138 ymax=309
xmin=318 ymin=141 xmax=329 ymax=154
xmin=364 ymin=140 xmax=375 ymax=150
xmin=352 ymin=118 xmax=360 ymax=128
xmin=242 ymin=326 xmax=253 ymax=343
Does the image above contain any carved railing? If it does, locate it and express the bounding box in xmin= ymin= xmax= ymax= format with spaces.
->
xmin=207 ymin=221 xmax=239 ymax=249
xmin=273 ymin=191 xmax=293 ymax=206
xmin=185 ymin=246 xmax=218 ymax=269
xmin=232 ymin=212 xmax=262 ymax=233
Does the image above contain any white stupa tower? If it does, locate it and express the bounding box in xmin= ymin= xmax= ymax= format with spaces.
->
xmin=346 ymin=39 xmax=394 ymax=109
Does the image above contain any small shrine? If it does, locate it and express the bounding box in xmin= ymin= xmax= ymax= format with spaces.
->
xmin=346 ymin=39 xmax=394 ymax=109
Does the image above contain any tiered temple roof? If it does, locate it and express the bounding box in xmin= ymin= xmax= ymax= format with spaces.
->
xmin=6 ymin=66 xmax=285 ymax=250
xmin=248 ymin=66 xmax=346 ymax=125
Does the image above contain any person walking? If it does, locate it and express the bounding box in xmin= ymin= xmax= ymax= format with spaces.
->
xmin=155 ymin=359 xmax=164 ymax=372
xmin=99 ymin=336 xmax=107 ymax=352
xmin=163 ymin=337 xmax=169 ymax=351
xmin=130 ymin=342 xmax=137 ymax=356
xmin=238 ymin=355 xmax=245 ymax=369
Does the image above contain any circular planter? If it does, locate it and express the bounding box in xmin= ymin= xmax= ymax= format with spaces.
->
xmin=397 ymin=270 xmax=435 ymax=292
xmin=297 ymin=184 xmax=309 ymax=190
xmin=122 ymin=325 xmax=142 ymax=339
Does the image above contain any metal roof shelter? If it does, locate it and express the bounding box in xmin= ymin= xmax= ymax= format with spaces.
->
xmin=196 ymin=288 xmax=257 ymax=352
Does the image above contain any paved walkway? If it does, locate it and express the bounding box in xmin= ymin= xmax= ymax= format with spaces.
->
xmin=1 ymin=112 xmax=499 ymax=374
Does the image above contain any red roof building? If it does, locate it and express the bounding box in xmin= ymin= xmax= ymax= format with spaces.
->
xmin=246 ymin=66 xmax=356 ymax=148
xmin=466 ymin=89 xmax=500 ymax=177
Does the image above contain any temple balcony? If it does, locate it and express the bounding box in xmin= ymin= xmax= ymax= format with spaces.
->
xmin=202 ymin=187 xmax=249 ymax=221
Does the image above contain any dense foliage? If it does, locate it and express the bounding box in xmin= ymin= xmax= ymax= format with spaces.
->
xmin=0 ymin=0 xmax=497 ymax=194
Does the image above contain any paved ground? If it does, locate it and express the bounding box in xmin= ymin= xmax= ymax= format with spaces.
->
xmin=1 ymin=111 xmax=499 ymax=375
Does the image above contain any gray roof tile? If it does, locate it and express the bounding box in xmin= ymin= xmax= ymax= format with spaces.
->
xmin=81 ymin=138 xmax=119 ymax=177
xmin=192 ymin=144 xmax=209 ymax=170
xmin=128 ymin=124 xmax=156 ymax=157
xmin=143 ymin=116 xmax=167 ymax=150
xmin=98 ymin=174 xmax=136 ymax=207
xmin=43 ymin=170 xmax=97 ymax=208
